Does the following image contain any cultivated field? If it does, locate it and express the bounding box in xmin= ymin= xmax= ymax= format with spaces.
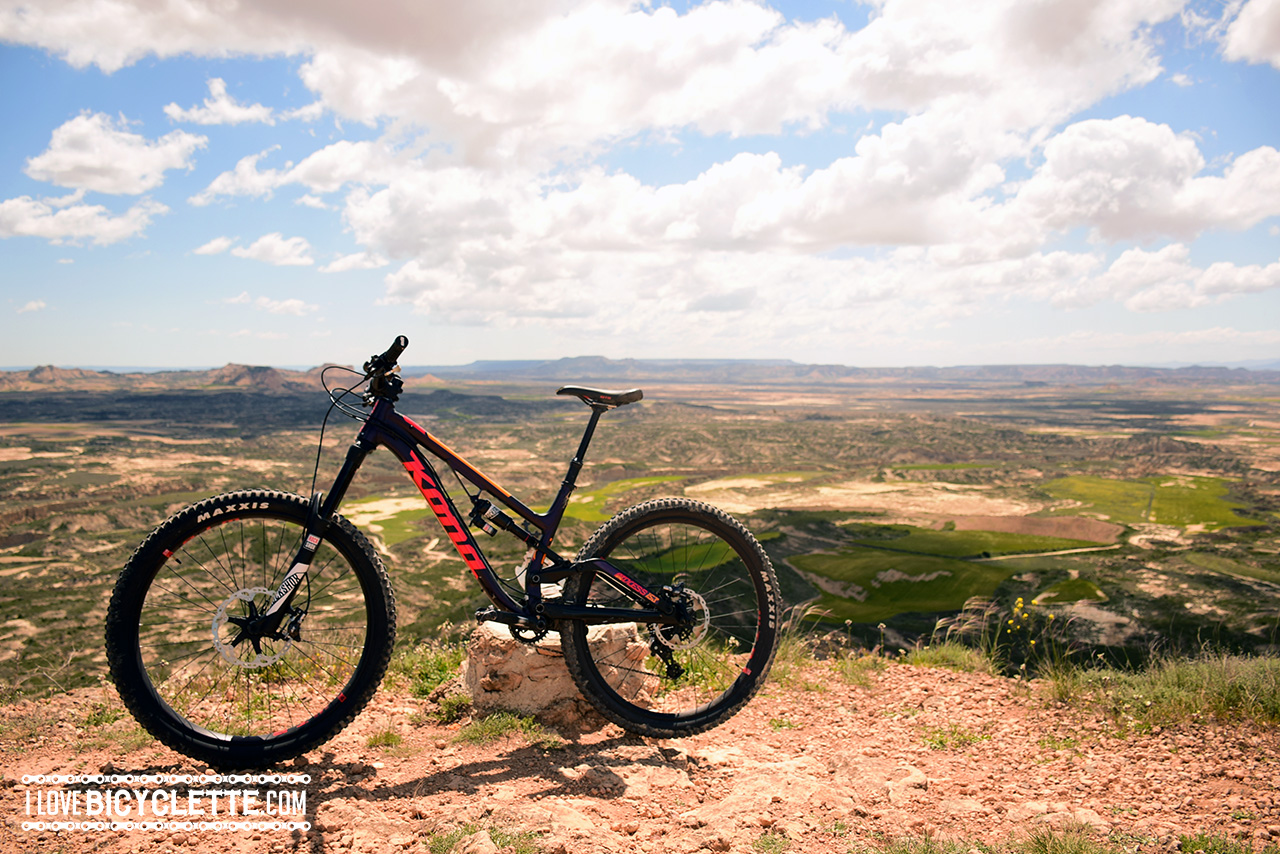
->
xmin=1 ymin=366 xmax=1278 ymax=699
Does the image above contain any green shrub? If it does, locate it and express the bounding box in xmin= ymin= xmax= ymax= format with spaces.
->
xmin=389 ymin=640 xmax=466 ymax=698
xmin=1049 ymin=653 xmax=1280 ymax=728
xmin=433 ymin=692 xmax=473 ymax=724
xmin=903 ymin=640 xmax=994 ymax=674
xmin=454 ymin=711 xmax=563 ymax=749
xmin=365 ymin=729 xmax=402 ymax=749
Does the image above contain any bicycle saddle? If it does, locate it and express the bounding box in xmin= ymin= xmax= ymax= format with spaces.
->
xmin=556 ymin=386 xmax=643 ymax=408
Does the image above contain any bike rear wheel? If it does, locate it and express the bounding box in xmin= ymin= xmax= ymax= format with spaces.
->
xmin=560 ymin=498 xmax=779 ymax=737
xmin=105 ymin=489 xmax=395 ymax=768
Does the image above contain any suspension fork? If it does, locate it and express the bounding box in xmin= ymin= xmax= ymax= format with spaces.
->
xmin=259 ymin=436 xmax=372 ymax=630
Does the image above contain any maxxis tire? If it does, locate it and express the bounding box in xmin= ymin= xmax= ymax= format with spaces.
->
xmin=105 ymin=489 xmax=395 ymax=769
xmin=560 ymin=498 xmax=779 ymax=738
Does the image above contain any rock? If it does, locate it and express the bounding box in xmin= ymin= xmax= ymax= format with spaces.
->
xmin=449 ymin=830 xmax=499 ymax=854
xmin=683 ymin=756 xmax=829 ymax=830
xmin=460 ymin=623 xmax=652 ymax=727
xmin=615 ymin=763 xmax=695 ymax=796
xmin=939 ymin=798 xmax=988 ymax=815
xmin=885 ymin=766 xmax=929 ymax=805
xmin=827 ymin=752 xmax=928 ymax=806
xmin=1007 ymin=801 xmax=1050 ymax=822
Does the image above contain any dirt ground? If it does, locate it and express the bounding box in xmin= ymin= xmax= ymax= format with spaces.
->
xmin=2 ymin=662 xmax=1278 ymax=854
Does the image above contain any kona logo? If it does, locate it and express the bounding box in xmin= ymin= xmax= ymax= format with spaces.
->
xmin=402 ymin=453 xmax=487 ymax=576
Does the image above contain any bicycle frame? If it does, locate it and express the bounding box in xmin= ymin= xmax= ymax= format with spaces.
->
xmin=264 ymin=393 xmax=683 ymax=635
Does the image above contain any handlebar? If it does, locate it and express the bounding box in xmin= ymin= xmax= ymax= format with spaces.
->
xmin=363 ymin=335 xmax=409 ymax=376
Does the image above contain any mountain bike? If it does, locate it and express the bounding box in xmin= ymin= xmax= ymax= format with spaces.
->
xmin=105 ymin=336 xmax=780 ymax=768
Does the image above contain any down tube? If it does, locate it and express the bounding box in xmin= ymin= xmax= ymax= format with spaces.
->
xmin=377 ymin=431 xmax=522 ymax=613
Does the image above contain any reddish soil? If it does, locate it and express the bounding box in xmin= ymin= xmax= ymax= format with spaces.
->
xmin=2 ymin=662 xmax=1278 ymax=854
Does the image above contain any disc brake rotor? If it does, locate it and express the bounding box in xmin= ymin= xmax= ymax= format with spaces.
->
xmin=656 ymin=589 xmax=710 ymax=651
xmin=212 ymin=587 xmax=292 ymax=668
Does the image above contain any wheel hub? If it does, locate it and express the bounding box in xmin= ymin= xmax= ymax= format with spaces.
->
xmin=212 ymin=588 xmax=292 ymax=668
xmin=655 ymin=588 xmax=710 ymax=651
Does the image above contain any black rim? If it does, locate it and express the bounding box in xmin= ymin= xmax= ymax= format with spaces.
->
xmin=131 ymin=513 xmax=375 ymax=744
xmin=579 ymin=514 xmax=769 ymax=723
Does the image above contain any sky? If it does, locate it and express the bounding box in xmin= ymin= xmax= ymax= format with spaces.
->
xmin=1 ymin=0 xmax=1279 ymax=370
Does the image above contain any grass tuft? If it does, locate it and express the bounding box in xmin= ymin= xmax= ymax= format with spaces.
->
xmin=454 ymin=711 xmax=563 ymax=749
xmin=1046 ymin=653 xmax=1280 ymax=728
xmin=1179 ymin=832 xmax=1280 ymax=854
xmin=903 ymin=640 xmax=994 ymax=674
xmin=365 ymin=728 xmax=403 ymax=749
xmin=753 ymin=831 xmax=792 ymax=853
xmin=425 ymin=823 xmax=541 ymax=854
xmin=833 ymin=652 xmax=885 ymax=687
xmin=920 ymin=722 xmax=992 ymax=750
xmin=388 ymin=640 xmax=466 ymax=699
xmin=432 ymin=692 xmax=473 ymax=724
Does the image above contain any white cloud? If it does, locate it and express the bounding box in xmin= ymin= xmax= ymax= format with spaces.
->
xmin=283 ymin=101 xmax=325 ymax=122
xmin=1 ymin=0 xmax=1183 ymax=166
xmin=251 ymin=296 xmax=317 ymax=315
xmin=0 ymin=194 xmax=167 ymax=245
xmin=1223 ymin=0 xmax=1280 ymax=69
xmin=1040 ymin=243 xmax=1280 ymax=312
xmin=25 ymin=112 xmax=205 ymax=195
xmin=230 ymin=233 xmax=314 ymax=266
xmin=191 ymin=140 xmax=402 ymax=206
xmin=189 ymin=148 xmax=284 ymax=206
xmin=5 ymin=0 xmax=1276 ymax=361
xmin=16 ymin=300 xmax=47 ymax=313
xmin=164 ymin=78 xmax=274 ymax=125
xmin=1014 ymin=116 xmax=1280 ymax=241
xmin=194 ymin=235 xmax=235 ymax=255
xmin=319 ymin=251 xmax=388 ymax=273
xmin=224 ymin=291 xmax=318 ymax=314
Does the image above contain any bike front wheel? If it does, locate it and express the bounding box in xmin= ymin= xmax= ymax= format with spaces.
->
xmin=105 ymin=489 xmax=396 ymax=768
xmin=560 ymin=498 xmax=779 ymax=737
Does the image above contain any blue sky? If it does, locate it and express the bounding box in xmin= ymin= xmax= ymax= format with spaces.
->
xmin=1 ymin=0 xmax=1278 ymax=370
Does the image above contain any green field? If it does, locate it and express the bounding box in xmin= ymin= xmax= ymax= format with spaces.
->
xmin=343 ymin=496 xmax=434 ymax=546
xmin=1042 ymin=475 xmax=1259 ymax=530
xmin=560 ymin=475 xmax=687 ymax=521
xmin=792 ymin=549 xmax=1017 ymax=622
xmin=889 ymin=462 xmax=997 ymax=471
xmin=1034 ymin=578 xmax=1107 ymax=603
xmin=849 ymin=526 xmax=1102 ymax=557
xmin=790 ymin=525 xmax=1102 ymax=622
xmin=1184 ymin=551 xmax=1280 ymax=585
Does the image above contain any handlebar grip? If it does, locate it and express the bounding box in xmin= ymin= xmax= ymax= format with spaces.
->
xmin=383 ymin=335 xmax=409 ymax=364
xmin=364 ymin=335 xmax=409 ymax=375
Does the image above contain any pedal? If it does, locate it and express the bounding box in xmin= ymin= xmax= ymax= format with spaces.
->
xmin=475 ymin=607 xmax=533 ymax=628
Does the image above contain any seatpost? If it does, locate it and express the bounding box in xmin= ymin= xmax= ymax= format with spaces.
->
xmin=564 ymin=405 xmax=607 ymax=489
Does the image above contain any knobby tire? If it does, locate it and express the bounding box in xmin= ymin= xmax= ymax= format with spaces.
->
xmin=105 ymin=489 xmax=395 ymax=769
